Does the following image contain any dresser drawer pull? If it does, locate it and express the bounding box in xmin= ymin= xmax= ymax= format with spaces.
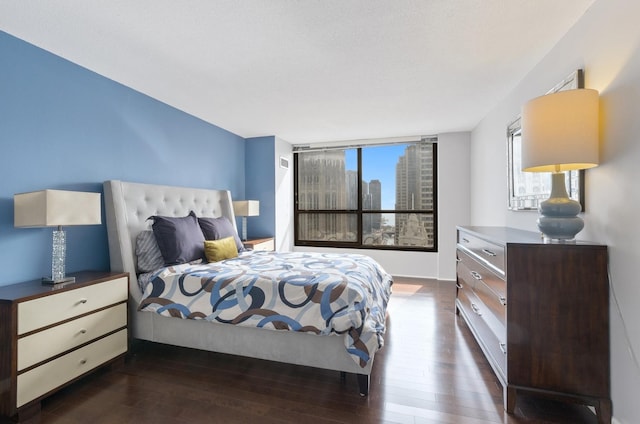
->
xmin=461 ymin=237 xmax=470 ymax=244
xmin=79 ymin=329 xmax=87 ymax=335
xmin=470 ymin=271 xmax=482 ymax=280
xmin=79 ymin=359 xmax=87 ymax=365
xmin=78 ymin=298 xmax=88 ymax=305
xmin=499 ymin=343 xmax=507 ymax=355
xmin=498 ymin=296 xmax=507 ymax=306
xmin=455 ymin=257 xmax=461 ymax=262
xmin=455 ymin=282 xmax=463 ymax=289
xmin=481 ymin=248 xmax=497 ymax=257
xmin=470 ymin=303 xmax=482 ymax=316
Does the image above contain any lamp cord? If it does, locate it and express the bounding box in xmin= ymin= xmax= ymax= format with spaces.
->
xmin=608 ymin=264 xmax=640 ymax=378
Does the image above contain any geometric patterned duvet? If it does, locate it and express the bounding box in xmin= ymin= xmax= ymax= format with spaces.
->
xmin=139 ymin=251 xmax=393 ymax=367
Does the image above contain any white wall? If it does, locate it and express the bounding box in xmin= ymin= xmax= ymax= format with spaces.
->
xmin=437 ymin=132 xmax=471 ymax=280
xmin=470 ymin=0 xmax=640 ymax=421
xmin=274 ymin=136 xmax=294 ymax=251
xmin=294 ymin=132 xmax=470 ymax=280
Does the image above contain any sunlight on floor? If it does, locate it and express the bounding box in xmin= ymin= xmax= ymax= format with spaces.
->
xmin=390 ymin=280 xmax=424 ymax=295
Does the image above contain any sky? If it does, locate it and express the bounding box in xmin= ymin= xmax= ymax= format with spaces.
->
xmin=345 ymin=144 xmax=407 ymax=210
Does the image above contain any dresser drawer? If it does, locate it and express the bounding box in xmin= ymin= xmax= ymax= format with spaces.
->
xmin=16 ymin=329 xmax=127 ymax=407
xmin=473 ymin=279 xmax=506 ymax=329
xmin=458 ymin=250 xmax=506 ymax=322
xmin=457 ymin=230 xmax=505 ymax=275
xmin=456 ymin=257 xmax=477 ymax=292
xmin=457 ymin=286 xmax=506 ymax=380
xmin=17 ymin=277 xmax=128 ymax=335
xmin=458 ymin=257 xmax=506 ymax=356
xmin=17 ymin=303 xmax=127 ymax=371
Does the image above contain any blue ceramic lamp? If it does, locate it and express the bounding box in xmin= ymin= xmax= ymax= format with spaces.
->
xmin=521 ymin=88 xmax=599 ymax=241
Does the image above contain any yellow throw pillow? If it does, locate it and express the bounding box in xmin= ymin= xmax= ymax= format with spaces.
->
xmin=204 ymin=237 xmax=239 ymax=262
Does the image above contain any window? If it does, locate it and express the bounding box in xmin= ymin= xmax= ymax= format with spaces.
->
xmin=294 ymin=138 xmax=437 ymax=251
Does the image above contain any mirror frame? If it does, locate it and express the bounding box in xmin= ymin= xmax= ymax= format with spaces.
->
xmin=507 ymin=69 xmax=585 ymax=211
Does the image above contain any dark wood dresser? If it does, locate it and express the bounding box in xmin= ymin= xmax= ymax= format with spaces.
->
xmin=455 ymin=226 xmax=610 ymax=424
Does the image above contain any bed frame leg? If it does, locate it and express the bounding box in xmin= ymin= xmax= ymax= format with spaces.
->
xmin=357 ymin=374 xmax=369 ymax=396
xmin=339 ymin=372 xmax=369 ymax=396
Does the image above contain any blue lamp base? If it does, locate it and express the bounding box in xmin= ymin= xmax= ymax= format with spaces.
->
xmin=537 ymin=172 xmax=584 ymax=241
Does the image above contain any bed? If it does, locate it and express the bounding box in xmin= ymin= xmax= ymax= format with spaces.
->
xmin=103 ymin=180 xmax=392 ymax=395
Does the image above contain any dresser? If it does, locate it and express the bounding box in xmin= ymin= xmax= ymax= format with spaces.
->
xmin=0 ymin=271 xmax=129 ymax=421
xmin=455 ymin=226 xmax=610 ymax=424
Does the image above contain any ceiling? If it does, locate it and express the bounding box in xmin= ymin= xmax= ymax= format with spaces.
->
xmin=0 ymin=0 xmax=596 ymax=144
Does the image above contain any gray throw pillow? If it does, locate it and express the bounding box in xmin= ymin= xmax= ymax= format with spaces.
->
xmin=198 ymin=216 xmax=245 ymax=252
xmin=135 ymin=230 xmax=165 ymax=273
xmin=149 ymin=211 xmax=206 ymax=265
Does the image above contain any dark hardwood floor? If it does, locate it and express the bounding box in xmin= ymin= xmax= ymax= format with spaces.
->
xmin=10 ymin=278 xmax=600 ymax=423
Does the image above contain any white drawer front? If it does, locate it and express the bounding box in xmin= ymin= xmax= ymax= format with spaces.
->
xmin=17 ymin=277 xmax=128 ymax=335
xmin=16 ymin=329 xmax=127 ymax=407
xmin=18 ymin=303 xmax=127 ymax=371
xmin=253 ymin=239 xmax=275 ymax=251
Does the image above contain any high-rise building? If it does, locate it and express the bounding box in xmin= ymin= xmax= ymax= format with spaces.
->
xmin=346 ymin=170 xmax=358 ymax=210
xmin=362 ymin=180 xmax=371 ymax=234
xmin=297 ymin=150 xmax=349 ymax=240
xmin=369 ymin=179 xmax=382 ymax=230
xmin=395 ymin=143 xmax=434 ymax=247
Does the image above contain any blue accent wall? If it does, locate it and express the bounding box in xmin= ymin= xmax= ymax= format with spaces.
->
xmin=245 ymin=136 xmax=275 ymax=238
xmin=0 ymin=31 xmax=246 ymax=285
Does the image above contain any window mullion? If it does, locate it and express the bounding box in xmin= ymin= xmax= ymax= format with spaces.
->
xmin=357 ymin=148 xmax=363 ymax=245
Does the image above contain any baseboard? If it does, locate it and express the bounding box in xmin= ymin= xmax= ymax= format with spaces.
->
xmin=391 ymin=273 xmax=456 ymax=282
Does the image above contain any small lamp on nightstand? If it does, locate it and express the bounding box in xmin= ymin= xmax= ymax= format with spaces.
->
xmin=232 ymin=200 xmax=259 ymax=241
xmin=14 ymin=189 xmax=102 ymax=284
xmin=521 ymin=88 xmax=599 ymax=241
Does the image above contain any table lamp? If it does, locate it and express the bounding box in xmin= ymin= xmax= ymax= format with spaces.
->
xmin=14 ymin=189 xmax=102 ymax=283
xmin=232 ymin=200 xmax=259 ymax=241
xmin=521 ymin=88 xmax=599 ymax=241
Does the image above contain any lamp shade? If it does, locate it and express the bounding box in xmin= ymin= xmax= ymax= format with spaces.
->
xmin=232 ymin=200 xmax=260 ymax=217
xmin=14 ymin=190 xmax=102 ymax=228
xmin=521 ymin=88 xmax=599 ymax=173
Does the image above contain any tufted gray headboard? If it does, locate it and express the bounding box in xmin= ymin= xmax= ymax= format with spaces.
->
xmin=103 ymin=180 xmax=236 ymax=303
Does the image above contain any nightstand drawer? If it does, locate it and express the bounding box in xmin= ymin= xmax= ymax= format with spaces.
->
xmin=17 ymin=303 xmax=127 ymax=371
xmin=17 ymin=277 xmax=128 ymax=335
xmin=16 ymin=329 xmax=127 ymax=407
xmin=244 ymin=237 xmax=274 ymax=251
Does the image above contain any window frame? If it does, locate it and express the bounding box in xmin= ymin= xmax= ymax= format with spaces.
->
xmin=293 ymin=140 xmax=438 ymax=252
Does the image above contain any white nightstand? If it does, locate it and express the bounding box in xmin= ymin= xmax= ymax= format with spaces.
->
xmin=243 ymin=237 xmax=275 ymax=251
xmin=0 ymin=271 xmax=129 ymax=421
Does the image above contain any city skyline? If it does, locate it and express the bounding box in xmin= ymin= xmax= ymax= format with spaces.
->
xmin=296 ymin=142 xmax=434 ymax=248
xmin=345 ymin=144 xmax=406 ymax=210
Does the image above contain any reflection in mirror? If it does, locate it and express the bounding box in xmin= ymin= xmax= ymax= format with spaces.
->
xmin=507 ymin=70 xmax=585 ymax=211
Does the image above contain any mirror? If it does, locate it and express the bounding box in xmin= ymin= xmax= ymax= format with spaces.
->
xmin=507 ymin=69 xmax=585 ymax=211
